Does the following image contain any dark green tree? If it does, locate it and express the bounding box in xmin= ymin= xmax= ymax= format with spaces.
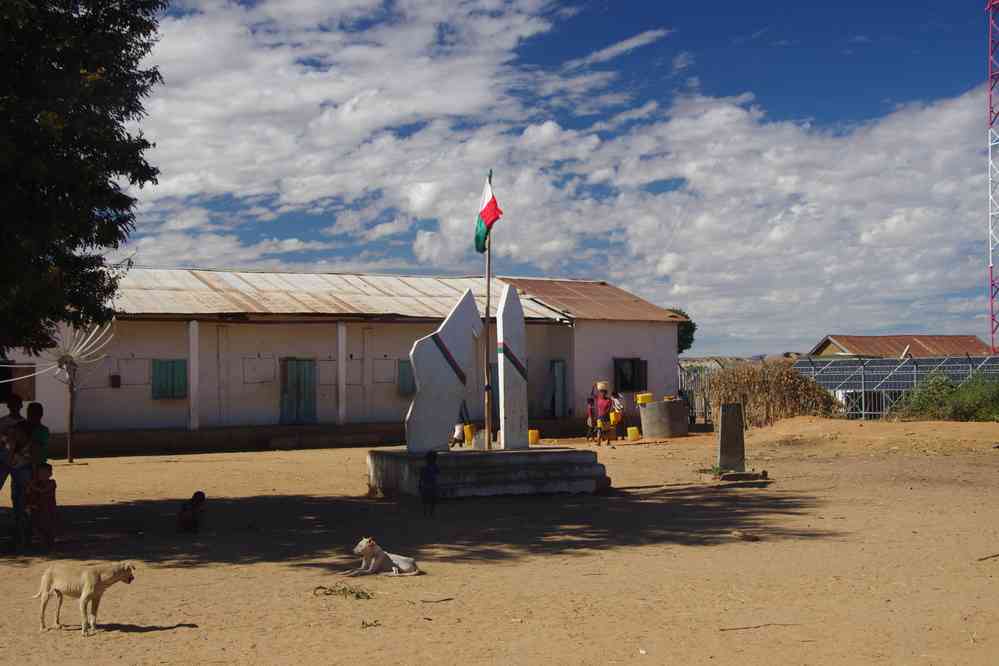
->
xmin=0 ymin=0 xmax=166 ymax=354
xmin=669 ymin=306 xmax=697 ymax=354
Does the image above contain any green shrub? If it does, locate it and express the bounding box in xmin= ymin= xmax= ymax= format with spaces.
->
xmin=893 ymin=371 xmax=999 ymax=422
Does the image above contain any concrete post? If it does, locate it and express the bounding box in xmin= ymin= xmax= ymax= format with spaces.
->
xmin=188 ymin=320 xmax=200 ymax=431
xmin=337 ymin=321 xmax=347 ymax=425
xmin=717 ymin=403 xmax=745 ymax=472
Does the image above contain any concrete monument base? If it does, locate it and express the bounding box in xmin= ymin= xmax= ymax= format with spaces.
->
xmin=367 ymin=447 xmax=611 ymax=498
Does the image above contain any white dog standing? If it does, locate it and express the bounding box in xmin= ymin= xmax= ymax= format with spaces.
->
xmin=32 ymin=562 xmax=136 ymax=636
xmin=341 ymin=537 xmax=422 ymax=576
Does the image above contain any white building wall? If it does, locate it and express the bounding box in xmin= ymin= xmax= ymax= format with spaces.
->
xmin=74 ymin=321 xmax=191 ymax=431
xmin=9 ymin=318 xmax=599 ymax=432
xmin=571 ymin=320 xmax=679 ymax=415
xmin=5 ymin=347 xmax=71 ymax=434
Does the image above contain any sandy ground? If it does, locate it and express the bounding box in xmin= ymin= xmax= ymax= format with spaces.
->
xmin=2 ymin=417 xmax=999 ymax=665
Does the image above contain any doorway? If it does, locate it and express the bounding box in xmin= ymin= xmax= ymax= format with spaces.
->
xmin=280 ymin=358 xmax=317 ymax=424
xmin=549 ymin=359 xmax=567 ymax=417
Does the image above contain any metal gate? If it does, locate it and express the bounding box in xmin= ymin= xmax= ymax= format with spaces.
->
xmin=679 ymin=366 xmax=713 ymax=424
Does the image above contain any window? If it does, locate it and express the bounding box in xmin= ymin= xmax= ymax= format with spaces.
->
xmin=152 ymin=359 xmax=188 ymax=400
xmin=398 ymin=359 xmax=416 ymax=396
xmin=613 ymin=358 xmax=648 ymax=393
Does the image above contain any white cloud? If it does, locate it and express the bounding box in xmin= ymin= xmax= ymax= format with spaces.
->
xmin=671 ymin=51 xmax=694 ymax=75
xmin=124 ymin=2 xmax=989 ymax=355
xmin=563 ymin=28 xmax=672 ymax=69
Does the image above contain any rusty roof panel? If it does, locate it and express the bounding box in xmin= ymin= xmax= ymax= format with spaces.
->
xmin=113 ymin=269 xmax=676 ymax=323
xmin=499 ymin=277 xmax=686 ymax=322
xmin=816 ymin=335 xmax=991 ymax=358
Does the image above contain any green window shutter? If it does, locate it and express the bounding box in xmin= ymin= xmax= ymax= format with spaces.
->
xmin=398 ymin=359 xmax=416 ymax=396
xmin=152 ymin=360 xmax=170 ymax=399
xmin=300 ymin=360 xmax=317 ymax=423
xmin=172 ymin=360 xmax=188 ymax=399
xmin=152 ymin=360 xmax=188 ymax=399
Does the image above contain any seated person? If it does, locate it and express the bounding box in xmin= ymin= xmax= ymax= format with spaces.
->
xmin=26 ymin=463 xmax=58 ymax=549
xmin=177 ymin=490 xmax=207 ymax=533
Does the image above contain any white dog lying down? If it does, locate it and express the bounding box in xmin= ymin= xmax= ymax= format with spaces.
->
xmin=341 ymin=537 xmax=422 ymax=576
xmin=31 ymin=562 xmax=136 ymax=636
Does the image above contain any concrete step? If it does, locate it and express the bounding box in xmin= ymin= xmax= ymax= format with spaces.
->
xmin=368 ymin=448 xmax=611 ymax=498
xmin=439 ymin=463 xmax=607 ymax=486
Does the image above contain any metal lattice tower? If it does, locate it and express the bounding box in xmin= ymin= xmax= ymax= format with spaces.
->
xmin=988 ymin=1 xmax=999 ymax=351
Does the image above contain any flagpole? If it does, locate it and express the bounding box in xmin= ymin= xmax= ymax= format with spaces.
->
xmin=483 ymin=170 xmax=493 ymax=450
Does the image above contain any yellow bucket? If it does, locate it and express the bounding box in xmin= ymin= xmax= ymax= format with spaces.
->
xmin=609 ymin=411 xmax=621 ymax=426
xmin=627 ymin=426 xmax=641 ymax=441
xmin=636 ymin=392 xmax=654 ymax=405
xmin=528 ymin=429 xmax=540 ymax=445
xmin=463 ymin=424 xmax=475 ymax=445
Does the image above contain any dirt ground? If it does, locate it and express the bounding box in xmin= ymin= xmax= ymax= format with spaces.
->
xmin=2 ymin=417 xmax=999 ymax=665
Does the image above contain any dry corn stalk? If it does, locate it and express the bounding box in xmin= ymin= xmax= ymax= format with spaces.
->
xmin=706 ymin=360 xmax=838 ymax=429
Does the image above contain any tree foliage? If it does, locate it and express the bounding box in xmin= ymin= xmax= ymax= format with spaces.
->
xmin=0 ymin=0 xmax=166 ymax=354
xmin=893 ymin=372 xmax=999 ymax=422
xmin=669 ymin=306 xmax=697 ymax=354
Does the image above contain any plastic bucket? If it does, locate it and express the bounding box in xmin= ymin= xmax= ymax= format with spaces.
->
xmin=463 ymin=424 xmax=475 ymax=445
xmin=636 ymin=392 xmax=654 ymax=405
xmin=627 ymin=426 xmax=641 ymax=441
xmin=609 ymin=411 xmax=621 ymax=425
xmin=528 ymin=429 xmax=540 ymax=445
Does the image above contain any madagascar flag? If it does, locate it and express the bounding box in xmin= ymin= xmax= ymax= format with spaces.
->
xmin=474 ymin=177 xmax=503 ymax=253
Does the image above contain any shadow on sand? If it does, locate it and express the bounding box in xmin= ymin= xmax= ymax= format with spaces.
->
xmin=100 ymin=622 xmax=199 ymax=633
xmin=1 ymin=482 xmax=839 ymax=568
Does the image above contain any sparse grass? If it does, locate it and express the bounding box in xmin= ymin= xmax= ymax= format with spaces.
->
xmin=313 ymin=583 xmax=375 ymax=600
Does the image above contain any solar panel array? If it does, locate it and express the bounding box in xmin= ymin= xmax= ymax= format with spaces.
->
xmin=793 ymin=356 xmax=999 ymax=392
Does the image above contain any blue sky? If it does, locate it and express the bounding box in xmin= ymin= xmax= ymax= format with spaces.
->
xmin=125 ymin=1 xmax=987 ymax=354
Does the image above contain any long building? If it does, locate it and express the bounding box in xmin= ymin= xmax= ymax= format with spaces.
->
xmin=4 ymin=268 xmax=685 ymax=443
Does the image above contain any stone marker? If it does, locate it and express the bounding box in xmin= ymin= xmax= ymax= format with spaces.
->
xmin=405 ymin=290 xmax=482 ymax=453
xmin=717 ymin=403 xmax=746 ymax=472
xmin=497 ymin=284 xmax=529 ymax=450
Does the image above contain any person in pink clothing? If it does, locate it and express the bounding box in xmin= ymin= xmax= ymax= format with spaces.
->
xmin=593 ymin=381 xmax=614 ymax=447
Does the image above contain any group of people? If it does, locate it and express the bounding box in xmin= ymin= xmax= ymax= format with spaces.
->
xmin=0 ymin=394 xmax=56 ymax=551
xmin=586 ymin=381 xmax=625 ymax=446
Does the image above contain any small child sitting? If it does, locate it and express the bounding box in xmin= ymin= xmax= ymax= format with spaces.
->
xmin=177 ymin=490 xmax=207 ymax=534
xmin=418 ymin=451 xmax=440 ymax=517
xmin=26 ymin=463 xmax=58 ymax=550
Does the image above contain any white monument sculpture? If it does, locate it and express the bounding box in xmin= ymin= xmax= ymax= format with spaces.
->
xmin=497 ymin=284 xmax=529 ymax=449
xmin=405 ymin=289 xmax=482 ymax=453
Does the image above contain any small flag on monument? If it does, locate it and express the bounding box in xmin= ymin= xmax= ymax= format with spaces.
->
xmin=474 ymin=175 xmax=503 ymax=253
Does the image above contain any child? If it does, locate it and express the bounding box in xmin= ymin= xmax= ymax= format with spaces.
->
xmin=26 ymin=463 xmax=57 ymax=550
xmin=418 ymin=451 xmax=440 ymax=517
xmin=6 ymin=422 xmax=32 ymax=547
xmin=24 ymin=402 xmax=49 ymax=469
xmin=593 ymin=382 xmax=614 ymax=447
xmin=177 ymin=491 xmax=207 ymax=533
xmin=610 ymin=392 xmax=626 ymax=441
xmin=585 ymin=397 xmax=597 ymax=441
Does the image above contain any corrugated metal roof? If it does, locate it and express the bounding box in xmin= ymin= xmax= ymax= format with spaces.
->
xmin=810 ymin=335 xmax=992 ymax=358
xmin=111 ymin=269 xmax=681 ymax=324
xmin=500 ymin=277 xmax=686 ymax=322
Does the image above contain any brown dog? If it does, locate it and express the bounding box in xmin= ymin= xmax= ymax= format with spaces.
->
xmin=31 ymin=562 xmax=136 ymax=636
